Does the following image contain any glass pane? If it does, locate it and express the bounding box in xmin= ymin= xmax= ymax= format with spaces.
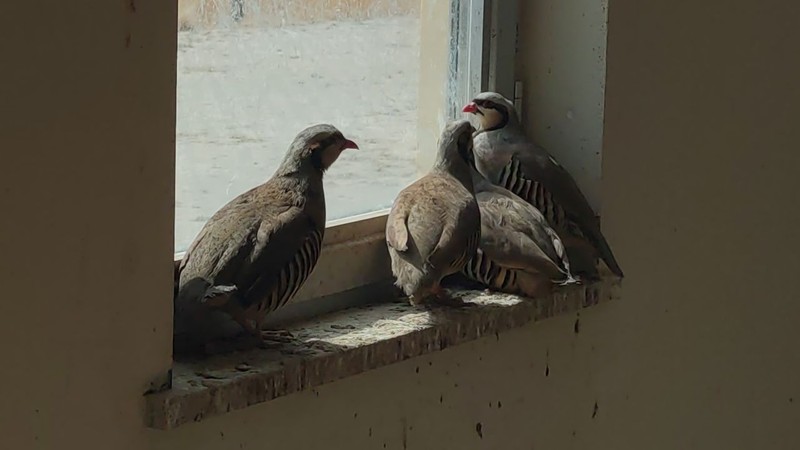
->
xmin=175 ymin=1 xmax=426 ymax=252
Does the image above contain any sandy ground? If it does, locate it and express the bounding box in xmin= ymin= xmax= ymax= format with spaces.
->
xmin=176 ymin=15 xmax=420 ymax=251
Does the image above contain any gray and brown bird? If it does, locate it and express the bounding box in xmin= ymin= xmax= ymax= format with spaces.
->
xmin=174 ymin=124 xmax=358 ymax=352
xmin=462 ymin=161 xmax=577 ymax=298
xmin=463 ymin=91 xmax=623 ymax=280
xmin=386 ymin=119 xmax=481 ymax=306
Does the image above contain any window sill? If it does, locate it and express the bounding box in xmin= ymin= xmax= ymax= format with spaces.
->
xmin=146 ymin=277 xmax=622 ymax=430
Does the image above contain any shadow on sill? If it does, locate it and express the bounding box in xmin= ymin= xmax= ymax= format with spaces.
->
xmin=147 ymin=276 xmax=622 ymax=430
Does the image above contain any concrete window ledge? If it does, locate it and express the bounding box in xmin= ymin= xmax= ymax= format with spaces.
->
xmin=145 ymin=278 xmax=621 ymax=430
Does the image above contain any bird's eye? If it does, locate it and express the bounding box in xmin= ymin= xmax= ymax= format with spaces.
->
xmin=311 ymin=136 xmax=333 ymax=151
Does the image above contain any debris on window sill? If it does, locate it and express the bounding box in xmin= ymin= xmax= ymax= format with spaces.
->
xmin=145 ymin=277 xmax=621 ymax=430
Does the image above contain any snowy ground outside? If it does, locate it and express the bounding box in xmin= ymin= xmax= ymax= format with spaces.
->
xmin=176 ymin=15 xmax=420 ymax=251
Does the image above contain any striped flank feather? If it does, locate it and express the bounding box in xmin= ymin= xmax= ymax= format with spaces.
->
xmin=497 ymin=157 xmax=581 ymax=239
xmin=452 ymin=230 xmax=481 ymax=271
xmin=257 ymin=229 xmax=323 ymax=313
xmin=462 ymin=248 xmax=518 ymax=292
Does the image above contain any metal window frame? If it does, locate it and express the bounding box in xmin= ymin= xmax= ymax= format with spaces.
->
xmin=486 ymin=0 xmax=519 ymax=102
xmin=447 ymin=0 xmax=519 ymax=118
xmin=173 ymin=1 xmax=520 ymax=330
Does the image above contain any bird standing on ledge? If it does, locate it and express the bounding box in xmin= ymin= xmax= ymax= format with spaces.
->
xmin=175 ymin=124 xmax=358 ymax=353
xmin=463 ymin=92 xmax=623 ymax=280
xmin=463 ymin=159 xmax=578 ymax=298
xmin=386 ymin=119 xmax=481 ymax=306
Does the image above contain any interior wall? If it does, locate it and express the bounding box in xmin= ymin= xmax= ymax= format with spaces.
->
xmin=0 ymin=1 xmax=176 ymax=448
xmin=2 ymin=0 xmax=799 ymax=449
xmin=594 ymin=1 xmax=800 ymax=446
xmin=517 ymin=0 xmax=608 ymax=212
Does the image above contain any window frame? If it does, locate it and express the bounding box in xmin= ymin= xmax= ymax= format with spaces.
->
xmin=172 ymin=0 xmax=520 ymax=329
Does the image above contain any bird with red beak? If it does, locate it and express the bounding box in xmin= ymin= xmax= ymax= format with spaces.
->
xmin=462 ymin=92 xmax=519 ymax=132
xmin=461 ymin=91 xmax=624 ymax=280
xmin=174 ymin=124 xmax=359 ymax=354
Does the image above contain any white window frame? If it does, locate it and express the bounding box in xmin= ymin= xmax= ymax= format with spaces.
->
xmin=172 ymin=0 xmax=520 ymax=331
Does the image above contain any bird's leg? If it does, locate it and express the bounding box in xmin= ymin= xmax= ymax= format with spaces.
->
xmin=430 ymin=284 xmax=448 ymax=300
xmin=199 ymin=320 xmax=262 ymax=355
xmin=406 ymin=284 xmax=434 ymax=306
xmin=229 ymin=309 xmax=260 ymax=338
xmin=409 ymin=284 xmax=470 ymax=308
xmin=248 ymin=317 xmax=294 ymax=348
xmin=407 ymin=294 xmax=425 ymax=307
xmin=225 ymin=309 xmax=280 ymax=349
xmin=407 ymin=284 xmax=444 ymax=307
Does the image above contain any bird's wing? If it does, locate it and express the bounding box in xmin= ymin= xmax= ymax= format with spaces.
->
xmin=477 ymin=191 xmax=567 ymax=280
xmin=237 ymin=203 xmax=322 ymax=310
xmin=513 ymin=145 xmax=623 ymax=276
xmin=178 ymin=185 xmax=265 ymax=285
xmin=515 ymin=146 xmax=599 ymax=228
xmin=178 ymin=184 xmax=321 ymax=309
xmin=427 ymin=192 xmax=481 ymax=272
xmin=386 ymin=192 xmax=411 ymax=252
xmin=475 ymin=130 xmax=593 ymax=224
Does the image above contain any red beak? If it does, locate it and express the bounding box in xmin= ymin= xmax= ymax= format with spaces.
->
xmin=342 ymin=139 xmax=359 ymax=150
xmin=462 ymin=102 xmax=479 ymax=113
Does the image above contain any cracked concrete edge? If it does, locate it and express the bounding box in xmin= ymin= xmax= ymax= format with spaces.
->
xmin=145 ymin=278 xmax=621 ymax=430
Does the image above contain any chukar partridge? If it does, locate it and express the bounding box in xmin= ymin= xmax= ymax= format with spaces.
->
xmin=386 ymin=119 xmax=481 ymax=306
xmin=463 ymin=91 xmax=623 ymax=279
xmin=175 ymin=124 xmax=358 ymax=352
xmin=463 ymin=161 xmax=577 ymax=298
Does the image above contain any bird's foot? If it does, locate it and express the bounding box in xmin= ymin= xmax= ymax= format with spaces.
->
xmin=429 ymin=284 xmax=451 ymax=301
xmin=407 ymin=295 xmax=424 ymax=307
xmin=434 ymin=295 xmax=473 ymax=308
xmin=429 ymin=288 xmax=474 ymax=308
xmin=255 ymin=329 xmax=295 ymax=349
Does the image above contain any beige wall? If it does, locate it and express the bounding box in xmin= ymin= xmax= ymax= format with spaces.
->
xmin=2 ymin=0 xmax=800 ymax=449
xmin=0 ymin=1 xmax=176 ymax=448
xmin=517 ymin=0 xmax=608 ymax=212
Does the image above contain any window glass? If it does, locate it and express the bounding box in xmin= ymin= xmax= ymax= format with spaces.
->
xmin=175 ymin=0 xmax=425 ymax=252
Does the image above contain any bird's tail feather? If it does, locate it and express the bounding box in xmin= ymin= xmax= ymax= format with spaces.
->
xmin=588 ymin=228 xmax=624 ymax=278
xmin=557 ymin=274 xmax=581 ymax=286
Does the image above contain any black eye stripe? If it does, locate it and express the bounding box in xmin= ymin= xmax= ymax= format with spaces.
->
xmin=312 ymin=134 xmax=339 ymax=151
